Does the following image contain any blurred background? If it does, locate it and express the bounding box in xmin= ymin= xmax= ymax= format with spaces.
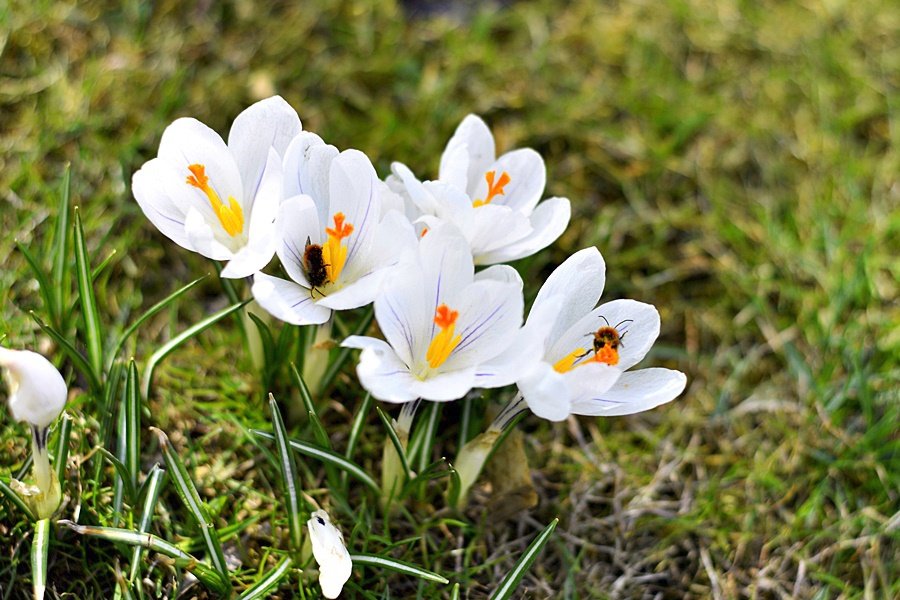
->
xmin=1 ymin=0 xmax=897 ymax=597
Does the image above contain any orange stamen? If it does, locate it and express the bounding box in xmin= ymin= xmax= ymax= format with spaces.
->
xmin=323 ymin=212 xmax=354 ymax=283
xmin=185 ymin=164 xmax=244 ymax=237
xmin=426 ymin=304 xmax=462 ymax=369
xmin=472 ymin=170 xmax=511 ymax=207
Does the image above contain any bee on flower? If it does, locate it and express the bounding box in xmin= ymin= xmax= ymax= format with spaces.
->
xmin=387 ymin=114 xmax=571 ymax=265
xmin=132 ymin=96 xmax=301 ymax=278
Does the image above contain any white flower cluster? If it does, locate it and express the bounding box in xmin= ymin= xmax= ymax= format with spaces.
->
xmin=132 ymin=96 xmax=686 ymax=422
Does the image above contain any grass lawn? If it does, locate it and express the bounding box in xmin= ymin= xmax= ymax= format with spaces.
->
xmin=1 ymin=0 xmax=897 ymax=597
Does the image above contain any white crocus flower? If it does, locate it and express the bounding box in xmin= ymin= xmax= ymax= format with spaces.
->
xmin=388 ymin=114 xmax=571 ymax=265
xmin=132 ymin=95 xmax=301 ymax=278
xmin=307 ymin=510 xmax=352 ymax=599
xmin=0 ymin=347 xmax=67 ymax=518
xmin=514 ymin=247 xmax=687 ymax=421
xmin=342 ymin=224 xmax=525 ymax=403
xmin=252 ymin=135 xmax=416 ymax=325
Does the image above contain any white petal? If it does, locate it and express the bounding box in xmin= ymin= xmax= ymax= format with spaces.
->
xmin=474 ymin=264 xmax=523 ymax=286
xmin=220 ymin=243 xmax=275 ymax=279
xmin=476 ymin=197 xmax=571 ymax=264
xmin=442 ymin=279 xmax=524 ymax=371
xmin=316 ymin=269 xmax=386 ymax=310
xmin=307 ymin=510 xmax=352 ymax=600
xmin=571 ymin=368 xmax=686 ymax=416
xmin=391 ymin=162 xmax=443 ymax=216
xmin=184 ymin=208 xmax=233 ymax=261
xmin=472 ymin=148 xmax=545 ymax=214
xmin=417 ymin=223 xmax=476 ymax=339
xmin=251 ymin=272 xmax=331 ymax=325
xmin=158 ymin=117 xmax=243 ymax=207
xmin=373 ymin=258 xmax=431 ymax=367
xmin=565 ymin=360 xmax=623 ymax=406
xmin=528 ymin=247 xmax=605 ymax=349
xmin=517 ymin=361 xmax=573 ymax=422
xmin=342 ymin=337 xmax=420 ymax=403
xmin=132 ymin=158 xmax=191 ymax=249
xmin=410 ymin=366 xmax=478 ymax=402
xmin=246 ymin=148 xmax=283 ymax=241
xmin=440 ymin=114 xmax=495 ymax=195
xmin=0 ymin=347 xmax=67 ymax=428
xmin=228 ymin=96 xmax=301 ymax=203
xmin=275 ymin=195 xmax=322 ymax=288
xmin=467 ymin=204 xmax=533 ymax=261
xmin=592 ymin=299 xmax=660 ymax=371
xmin=327 ymin=149 xmax=381 ymax=280
xmin=283 ymin=132 xmax=338 ymax=207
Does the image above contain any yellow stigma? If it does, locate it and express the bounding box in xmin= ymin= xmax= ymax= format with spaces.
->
xmin=322 ymin=212 xmax=354 ymax=283
xmin=472 ymin=170 xmax=511 ymax=207
xmin=186 ymin=164 xmax=244 ymax=237
xmin=425 ymin=304 xmax=462 ymax=369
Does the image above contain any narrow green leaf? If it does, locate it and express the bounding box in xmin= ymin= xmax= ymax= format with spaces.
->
xmin=268 ymin=394 xmax=304 ymax=554
xmin=252 ymin=430 xmax=378 ymax=493
xmin=99 ymin=447 xmax=136 ymax=510
xmin=124 ymin=361 xmax=140 ymax=488
xmin=109 ymin=275 xmax=207 ymax=368
xmin=0 ymin=477 xmax=35 ymax=521
xmin=74 ymin=207 xmax=104 ymax=376
xmin=375 ymin=407 xmax=411 ymax=482
xmin=52 ymin=165 xmax=71 ymax=322
xmin=289 ymin=363 xmax=331 ymax=450
xmin=458 ymin=398 xmax=473 ymax=449
xmin=237 ymin=556 xmax=293 ymax=600
xmin=447 ymin=463 xmax=461 ymax=510
xmin=31 ymin=312 xmax=102 ymax=391
xmin=90 ymin=249 xmax=117 ymax=281
xmin=53 ymin=413 xmax=72 ymax=484
xmin=318 ymin=306 xmax=374 ymax=391
xmin=16 ymin=242 xmax=57 ymax=324
xmin=489 ymin=518 xmax=559 ymax=600
xmin=151 ymin=428 xmax=230 ymax=587
xmin=409 ymin=403 xmax=441 ymax=473
xmin=32 ymin=518 xmax=51 ymax=600
xmin=59 ymin=520 xmax=227 ymax=594
xmin=349 ymin=553 xmax=448 ymax=584
xmin=450 ymin=583 xmax=460 ymax=600
xmin=129 ymin=465 xmax=166 ymax=584
xmin=142 ymin=299 xmax=249 ymax=398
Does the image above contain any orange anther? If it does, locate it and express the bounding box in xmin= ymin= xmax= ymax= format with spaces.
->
xmin=472 ymin=170 xmax=511 ymax=207
xmin=434 ymin=304 xmax=459 ymax=330
xmin=326 ymin=212 xmax=354 ymax=240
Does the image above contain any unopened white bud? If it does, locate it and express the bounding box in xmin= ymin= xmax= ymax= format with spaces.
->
xmin=307 ymin=509 xmax=352 ymax=599
xmin=0 ymin=347 xmax=67 ymax=429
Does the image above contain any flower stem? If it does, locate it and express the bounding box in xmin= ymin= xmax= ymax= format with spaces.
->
xmin=30 ymin=426 xmax=61 ymax=519
xmin=381 ymin=400 xmax=419 ymax=506
xmin=302 ymin=318 xmax=334 ymax=397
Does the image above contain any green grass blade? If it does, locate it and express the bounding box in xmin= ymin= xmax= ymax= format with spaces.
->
xmin=30 ymin=311 xmax=102 ymax=391
xmin=318 ymin=306 xmax=374 ymax=392
xmin=450 ymin=583 xmax=460 ymax=600
xmin=32 ymin=518 xmax=51 ymax=600
xmin=268 ymin=394 xmax=304 ymax=554
xmin=124 ymin=360 xmax=140 ymax=488
xmin=344 ymin=393 xmax=372 ymax=461
xmin=289 ymin=363 xmax=331 ymax=449
xmin=59 ymin=520 xmax=228 ymax=594
xmin=142 ymin=299 xmax=249 ymax=398
xmin=95 ymin=448 xmax=136 ymax=507
xmin=375 ymin=406 xmax=411 ymax=482
xmin=409 ymin=403 xmax=441 ymax=473
xmin=251 ymin=430 xmax=379 ymax=493
xmin=150 ymin=428 xmax=230 ymax=588
xmin=74 ymin=206 xmax=104 ymax=376
xmin=458 ymin=398 xmax=473 ymax=449
xmin=109 ymin=275 xmax=207 ymax=368
xmin=16 ymin=242 xmax=58 ymax=325
xmin=52 ymin=164 xmax=71 ymax=323
xmin=237 ymin=556 xmax=293 ymax=600
xmin=446 ymin=463 xmax=461 ymax=510
xmin=349 ymin=553 xmax=448 ymax=584
xmin=0 ymin=477 xmax=35 ymax=521
xmin=129 ymin=464 xmax=166 ymax=584
xmin=489 ymin=517 xmax=559 ymax=600
xmin=53 ymin=412 xmax=72 ymax=484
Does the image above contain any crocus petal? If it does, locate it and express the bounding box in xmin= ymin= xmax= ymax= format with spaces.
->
xmin=283 ymin=132 xmax=338 ymax=211
xmin=184 ymin=207 xmax=233 ymax=261
xmin=0 ymin=348 xmax=67 ymax=428
xmin=417 ymin=223 xmax=476 ymax=338
xmin=275 ymin=195 xmax=322 ymax=288
xmin=409 ymin=366 xmax=478 ymax=402
xmin=342 ymin=336 xmax=421 ymax=403
xmin=228 ymin=95 xmax=301 ymax=204
xmin=570 ymin=368 xmax=686 ymax=417
xmin=391 ymin=162 xmax=444 ymax=217
xmin=132 ymin=158 xmax=191 ymax=249
xmin=443 ymin=279 xmax=524 ymax=371
xmin=467 ymin=204 xmax=533 ymax=258
xmin=439 ymin=114 xmax=495 ymax=196
xmin=316 ymin=270 xmax=387 ymax=310
xmin=251 ymin=272 xmax=331 ymax=325
xmin=564 ymin=360 xmax=623 ymax=406
xmin=528 ymin=247 xmax=606 ymax=347
xmin=246 ymin=148 xmax=284 ymax=242
xmin=373 ymin=257 xmax=431 ymax=368
xmin=592 ymin=299 xmax=660 ymax=371
xmin=327 ymin=150 xmax=380 ymax=279
xmin=475 ymin=197 xmax=571 ymax=265
xmin=307 ymin=510 xmax=352 ymax=600
xmin=473 ymin=148 xmax=545 ymax=214
xmin=517 ymin=361 xmax=573 ymax=422
xmin=474 ymin=264 xmax=523 ymax=286
xmin=220 ymin=243 xmax=274 ymax=279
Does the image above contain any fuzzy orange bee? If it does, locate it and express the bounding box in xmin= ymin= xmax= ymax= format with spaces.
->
xmin=584 ymin=316 xmax=633 ymax=366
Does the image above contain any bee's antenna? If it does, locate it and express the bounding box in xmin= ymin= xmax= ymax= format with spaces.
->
xmin=305 ymin=236 xmax=312 ymax=247
xmin=614 ymin=318 xmax=633 ymax=329
xmin=599 ymin=315 xmax=610 ymax=327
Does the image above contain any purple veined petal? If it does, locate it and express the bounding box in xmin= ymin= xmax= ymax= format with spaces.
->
xmin=342 ymin=336 xmax=421 ymax=403
xmin=570 ymin=368 xmax=686 ymax=417
xmin=252 ymin=272 xmax=331 ymax=325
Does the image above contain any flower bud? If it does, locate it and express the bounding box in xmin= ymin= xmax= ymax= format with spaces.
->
xmin=307 ymin=509 xmax=352 ymax=599
xmin=0 ymin=347 xmax=67 ymax=429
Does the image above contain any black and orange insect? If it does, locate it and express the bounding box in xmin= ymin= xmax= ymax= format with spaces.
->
xmin=303 ymin=236 xmax=329 ymax=295
xmin=583 ymin=316 xmax=633 ymax=366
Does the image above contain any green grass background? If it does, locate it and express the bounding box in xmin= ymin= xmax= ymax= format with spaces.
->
xmin=1 ymin=0 xmax=898 ymax=597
